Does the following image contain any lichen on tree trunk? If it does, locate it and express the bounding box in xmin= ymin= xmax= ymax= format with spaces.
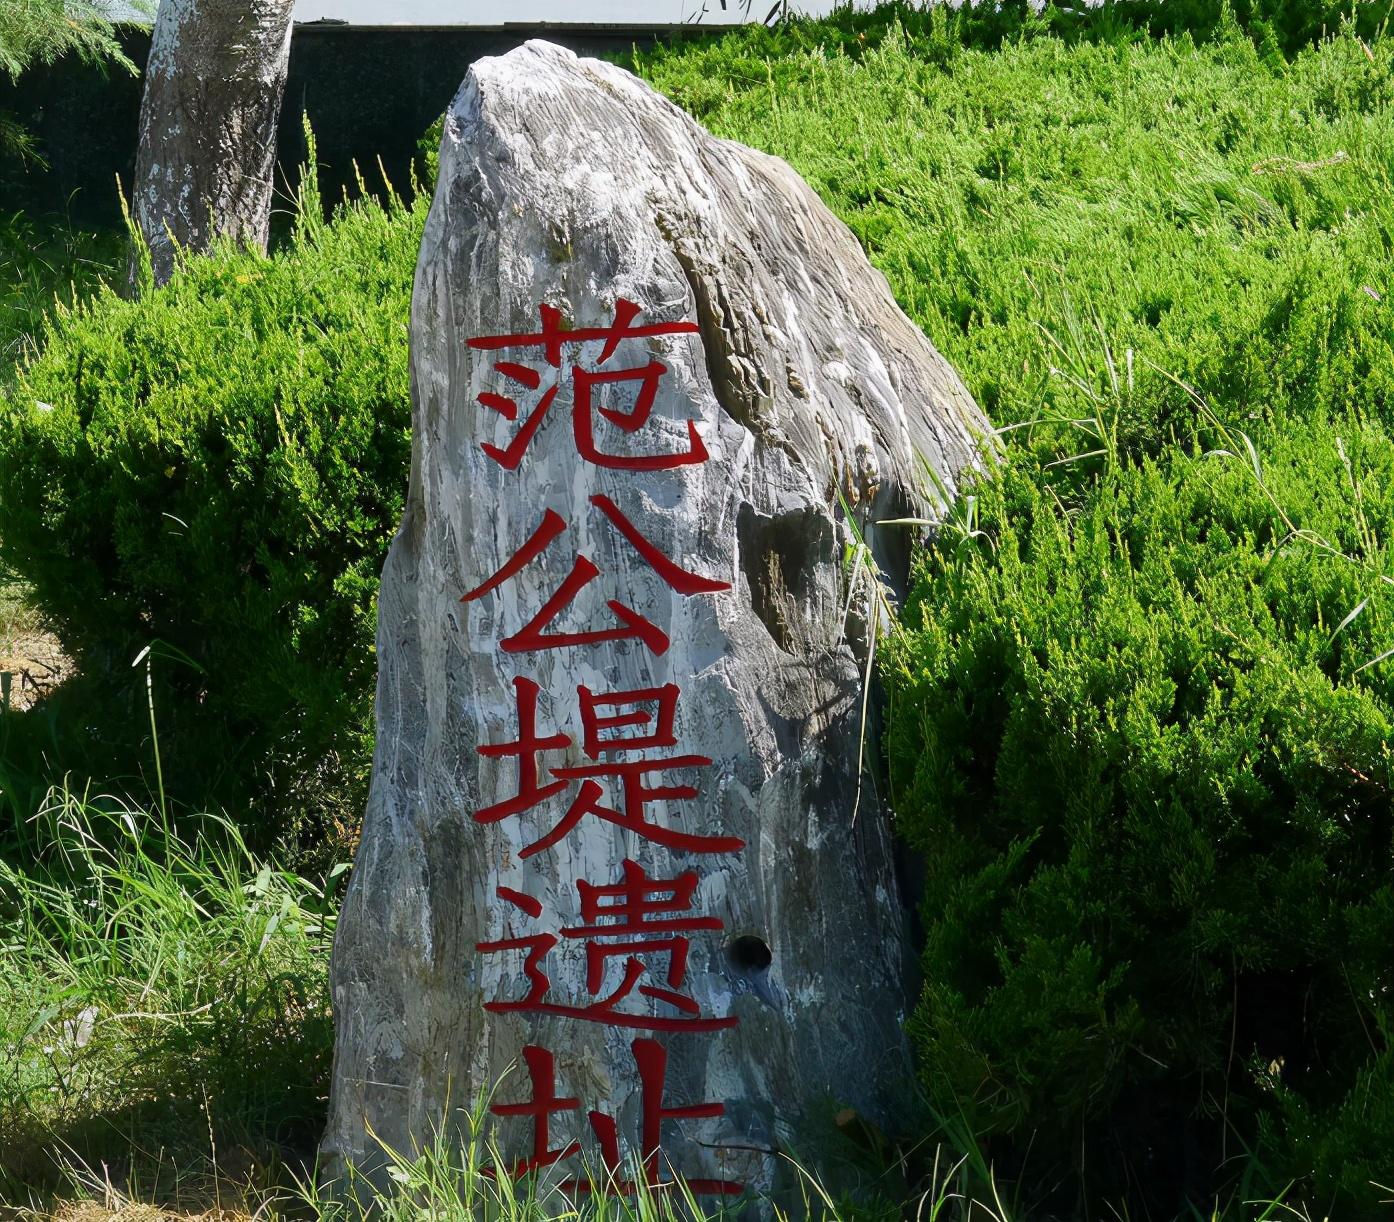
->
xmin=128 ymin=0 xmax=295 ymax=288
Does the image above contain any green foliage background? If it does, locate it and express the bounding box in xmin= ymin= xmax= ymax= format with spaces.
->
xmin=639 ymin=7 xmax=1394 ymax=1211
xmin=2 ymin=1 xmax=1394 ymax=1212
xmin=0 ymin=174 xmax=421 ymax=842
xmin=0 ymin=0 xmax=134 ymax=162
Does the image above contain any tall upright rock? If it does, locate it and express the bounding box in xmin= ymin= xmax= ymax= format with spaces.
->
xmin=321 ymin=40 xmax=987 ymax=1200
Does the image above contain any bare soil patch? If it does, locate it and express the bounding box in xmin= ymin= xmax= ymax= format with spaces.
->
xmin=49 ymin=1203 xmax=253 ymax=1222
xmin=1 ymin=585 xmax=70 ymax=710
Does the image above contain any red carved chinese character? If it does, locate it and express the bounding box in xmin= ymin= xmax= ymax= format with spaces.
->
xmin=479 ymin=862 xmax=734 ymax=1032
xmin=581 ymin=1038 xmax=738 ymax=1196
xmin=471 ymin=678 xmax=742 ymax=859
xmin=538 ymin=760 xmax=743 ymax=857
xmin=487 ymin=1039 xmax=742 ymax=1197
xmin=476 ymin=360 xmax=558 ymax=470
xmin=488 ymin=1045 xmax=581 ymax=1178
xmin=571 ymin=361 xmax=708 ymax=471
xmin=568 ymin=860 xmax=717 ymax=1016
xmin=476 ymin=677 xmax=570 ymax=823
xmin=477 ymin=886 xmax=554 ymax=1010
xmin=460 ymin=495 xmax=730 ymax=657
xmin=467 ymin=299 xmax=707 ymax=470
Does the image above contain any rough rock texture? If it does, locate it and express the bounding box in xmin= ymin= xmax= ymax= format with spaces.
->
xmin=129 ymin=0 xmax=295 ymax=288
xmin=322 ymin=40 xmax=987 ymax=1200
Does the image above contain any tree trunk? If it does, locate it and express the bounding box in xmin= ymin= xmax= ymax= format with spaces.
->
xmin=128 ymin=0 xmax=295 ymax=288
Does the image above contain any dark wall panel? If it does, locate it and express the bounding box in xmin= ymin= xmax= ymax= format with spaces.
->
xmin=0 ymin=25 xmax=676 ymax=227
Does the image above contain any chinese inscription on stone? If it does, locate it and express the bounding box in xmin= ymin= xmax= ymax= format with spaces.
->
xmin=466 ymin=300 xmax=742 ymax=1195
xmin=321 ymin=39 xmax=989 ymax=1205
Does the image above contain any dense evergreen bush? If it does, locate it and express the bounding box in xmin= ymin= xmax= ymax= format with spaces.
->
xmin=0 ymin=180 xmax=422 ymax=841
xmin=642 ymin=6 xmax=1394 ymax=1213
xmin=885 ymin=436 xmax=1394 ymax=1211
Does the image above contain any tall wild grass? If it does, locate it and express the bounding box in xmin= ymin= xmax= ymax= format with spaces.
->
xmin=0 ymin=786 xmax=338 ymax=1198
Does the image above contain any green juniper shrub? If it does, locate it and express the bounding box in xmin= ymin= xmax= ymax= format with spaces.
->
xmin=634 ymin=6 xmax=1394 ymax=1214
xmin=417 ymin=113 xmax=444 ymax=192
xmin=633 ymin=0 xmax=1394 ymax=104
xmin=0 ymin=178 xmax=423 ymax=845
xmin=634 ymin=6 xmax=1394 ymax=459
xmin=883 ymin=429 xmax=1394 ymax=1214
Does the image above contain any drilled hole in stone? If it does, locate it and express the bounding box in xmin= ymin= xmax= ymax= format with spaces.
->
xmin=727 ymin=934 xmax=773 ymax=972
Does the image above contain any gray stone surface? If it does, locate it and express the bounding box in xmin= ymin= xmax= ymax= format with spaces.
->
xmin=321 ymin=38 xmax=987 ymax=1200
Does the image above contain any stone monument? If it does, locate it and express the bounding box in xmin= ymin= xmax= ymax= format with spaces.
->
xmin=321 ymin=39 xmax=987 ymax=1200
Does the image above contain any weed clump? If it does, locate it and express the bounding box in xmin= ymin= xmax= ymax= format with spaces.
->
xmin=0 ymin=789 xmax=338 ymax=1193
